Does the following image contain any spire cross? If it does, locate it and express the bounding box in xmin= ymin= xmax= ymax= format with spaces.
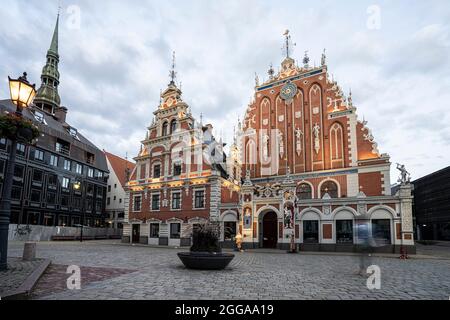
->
xmin=282 ymin=30 xmax=296 ymax=59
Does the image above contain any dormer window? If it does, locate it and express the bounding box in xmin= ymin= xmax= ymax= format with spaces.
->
xmin=69 ymin=127 xmax=78 ymax=137
xmin=33 ymin=111 xmax=46 ymax=124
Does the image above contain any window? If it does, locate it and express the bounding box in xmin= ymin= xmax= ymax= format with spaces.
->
xmin=170 ymin=223 xmax=181 ymax=239
xmin=63 ymin=159 xmax=71 ymax=171
xmin=303 ymin=220 xmax=319 ymax=243
xmin=119 ymin=199 xmax=122 ymax=204
xmin=0 ymin=159 xmax=4 ymax=175
xmin=11 ymin=186 xmax=22 ymax=200
xmin=0 ymin=138 xmax=6 ymax=149
xmin=86 ymin=152 xmax=95 ymax=164
xmin=28 ymin=212 xmax=40 ymax=225
xmin=170 ymin=119 xmax=177 ymax=134
xmin=297 ymin=183 xmax=312 ymax=200
xmin=97 ymin=187 xmax=103 ymax=197
xmin=62 ymin=177 xmax=70 ymax=189
xmin=320 ymin=181 xmax=338 ymax=198
xmin=16 ymin=143 xmax=25 ymax=156
xmin=75 ymin=163 xmax=82 ymax=174
xmin=13 ymin=165 xmax=24 ymax=179
xmin=86 ymin=199 xmax=93 ymax=211
xmin=113 ymin=195 xmax=116 ymax=201
xmin=107 ymin=197 xmax=111 ymax=205
xmin=87 ymin=184 xmax=94 ymax=195
xmin=162 ymin=122 xmax=168 ymax=136
xmin=46 ymin=192 xmax=56 ymax=204
xmin=224 ymin=222 xmax=237 ymax=241
xmin=96 ymin=200 xmax=102 ymax=212
xmin=108 ymin=185 xmax=111 ymax=192
xmin=153 ymin=164 xmax=161 ymax=178
xmin=43 ymin=214 xmax=54 ymax=226
xmin=336 ymin=220 xmax=353 ymax=244
xmin=48 ymin=174 xmax=57 ymax=187
xmin=194 ymin=190 xmax=205 ymax=209
xmin=151 ymin=194 xmax=160 ymax=211
xmin=171 ymin=192 xmax=181 ymax=210
xmin=56 ymin=139 xmax=70 ymax=155
xmin=30 ymin=189 xmax=41 ymax=202
xmin=61 ymin=195 xmax=70 ymax=207
xmin=372 ymin=219 xmax=391 ymax=245
xmin=73 ymin=197 xmax=81 ymax=209
xmin=58 ymin=215 xmax=69 ymax=226
xmin=32 ymin=169 xmax=43 ymax=182
xmin=173 ymin=163 xmax=182 ymax=176
xmin=34 ymin=111 xmax=45 ymax=123
xmin=133 ymin=195 xmax=142 ymax=212
xmin=114 ymin=183 xmax=117 ymax=189
xmin=96 ymin=171 xmax=103 ymax=179
xmin=88 ymin=168 xmax=94 ymax=178
xmin=150 ymin=223 xmax=160 ymax=238
xmin=50 ymin=155 xmax=58 ymax=167
xmin=34 ymin=149 xmax=44 ymax=161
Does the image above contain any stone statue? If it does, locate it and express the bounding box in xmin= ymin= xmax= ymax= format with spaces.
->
xmin=313 ymin=123 xmax=321 ymax=154
xmin=262 ymin=133 xmax=270 ymax=160
xmin=278 ymin=131 xmax=284 ymax=158
xmin=284 ymin=207 xmax=292 ymax=228
xmin=396 ymin=163 xmax=411 ymax=185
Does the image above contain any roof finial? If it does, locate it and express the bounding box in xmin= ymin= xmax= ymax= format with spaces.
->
xmin=348 ymin=88 xmax=353 ymax=107
xmin=268 ymin=63 xmax=275 ymax=80
xmin=321 ymin=48 xmax=327 ymax=66
xmin=200 ymin=112 xmax=203 ymax=126
xmin=255 ymin=73 xmax=259 ymax=86
xmin=282 ymin=30 xmax=295 ymax=59
xmin=303 ymin=51 xmax=310 ymax=68
xmin=169 ymin=51 xmax=177 ymax=85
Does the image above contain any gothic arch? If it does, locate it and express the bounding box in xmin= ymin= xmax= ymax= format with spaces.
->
xmin=296 ymin=180 xmax=315 ymax=199
xmin=298 ymin=207 xmax=322 ymax=220
xmin=220 ymin=210 xmax=238 ymax=222
xmin=329 ymin=122 xmax=344 ymax=167
xmin=246 ymin=139 xmax=257 ymax=165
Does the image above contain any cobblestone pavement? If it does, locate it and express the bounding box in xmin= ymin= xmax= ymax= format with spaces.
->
xmin=0 ymin=257 xmax=44 ymax=297
xmin=7 ymin=241 xmax=450 ymax=300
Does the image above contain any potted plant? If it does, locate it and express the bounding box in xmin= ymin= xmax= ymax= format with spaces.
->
xmin=177 ymin=222 xmax=235 ymax=270
xmin=0 ymin=112 xmax=40 ymax=143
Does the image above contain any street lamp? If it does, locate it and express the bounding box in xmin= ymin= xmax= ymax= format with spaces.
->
xmin=0 ymin=72 xmax=36 ymax=270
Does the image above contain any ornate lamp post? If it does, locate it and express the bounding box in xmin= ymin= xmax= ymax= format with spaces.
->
xmin=0 ymin=72 xmax=36 ymax=270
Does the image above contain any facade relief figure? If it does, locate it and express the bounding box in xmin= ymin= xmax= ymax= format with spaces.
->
xmin=396 ymin=163 xmax=411 ymax=185
xmin=295 ymin=128 xmax=303 ymax=156
xmin=278 ymin=131 xmax=284 ymax=158
xmin=284 ymin=207 xmax=293 ymax=229
xmin=313 ymin=123 xmax=321 ymax=154
xmin=262 ymin=133 xmax=270 ymax=161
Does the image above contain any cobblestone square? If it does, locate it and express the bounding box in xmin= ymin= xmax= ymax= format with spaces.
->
xmin=6 ymin=241 xmax=450 ymax=300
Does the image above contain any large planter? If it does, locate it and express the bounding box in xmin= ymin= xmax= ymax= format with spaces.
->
xmin=177 ymin=252 xmax=234 ymax=270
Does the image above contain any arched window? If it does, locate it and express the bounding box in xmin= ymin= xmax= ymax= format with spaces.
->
xmin=297 ymin=183 xmax=312 ymax=200
xmin=162 ymin=122 xmax=168 ymax=136
xmin=320 ymin=181 xmax=338 ymax=198
xmin=170 ymin=119 xmax=177 ymax=134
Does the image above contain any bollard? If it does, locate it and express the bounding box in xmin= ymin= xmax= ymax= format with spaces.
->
xmin=23 ymin=242 xmax=36 ymax=261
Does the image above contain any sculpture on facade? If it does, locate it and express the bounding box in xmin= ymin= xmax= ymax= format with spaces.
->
xmin=313 ymin=123 xmax=321 ymax=154
xmin=262 ymin=133 xmax=270 ymax=160
xmin=295 ymin=128 xmax=303 ymax=155
xmin=278 ymin=131 xmax=284 ymax=158
xmin=396 ymin=163 xmax=411 ymax=185
xmin=284 ymin=207 xmax=293 ymax=228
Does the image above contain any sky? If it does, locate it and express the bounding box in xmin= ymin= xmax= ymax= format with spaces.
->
xmin=0 ymin=0 xmax=449 ymax=182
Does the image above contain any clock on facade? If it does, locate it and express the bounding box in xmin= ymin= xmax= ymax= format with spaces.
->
xmin=280 ymin=82 xmax=298 ymax=100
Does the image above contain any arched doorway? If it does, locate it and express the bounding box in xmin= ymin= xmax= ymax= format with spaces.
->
xmin=261 ymin=211 xmax=278 ymax=248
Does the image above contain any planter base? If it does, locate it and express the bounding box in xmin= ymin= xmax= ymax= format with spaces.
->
xmin=177 ymin=252 xmax=235 ymax=270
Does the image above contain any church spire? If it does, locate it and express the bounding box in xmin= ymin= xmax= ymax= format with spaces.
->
xmin=34 ymin=13 xmax=61 ymax=114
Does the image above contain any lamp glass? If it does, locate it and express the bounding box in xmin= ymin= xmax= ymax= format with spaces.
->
xmin=8 ymin=75 xmax=36 ymax=108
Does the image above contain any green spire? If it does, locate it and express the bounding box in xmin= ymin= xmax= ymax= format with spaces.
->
xmin=34 ymin=14 xmax=61 ymax=114
xmin=48 ymin=13 xmax=59 ymax=55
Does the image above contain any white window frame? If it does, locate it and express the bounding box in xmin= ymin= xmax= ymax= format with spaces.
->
xmin=63 ymin=159 xmax=71 ymax=171
xmin=75 ymin=163 xmax=82 ymax=175
xmin=50 ymin=155 xmax=58 ymax=167
xmin=150 ymin=192 xmax=161 ymax=212
xmin=193 ymin=187 xmax=206 ymax=210
xmin=34 ymin=149 xmax=44 ymax=161
xmin=62 ymin=177 xmax=70 ymax=189
xmin=88 ymin=168 xmax=94 ymax=178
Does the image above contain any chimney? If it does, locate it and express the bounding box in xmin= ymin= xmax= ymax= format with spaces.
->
xmin=55 ymin=106 xmax=68 ymax=123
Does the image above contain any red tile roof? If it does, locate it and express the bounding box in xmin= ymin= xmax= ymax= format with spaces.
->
xmin=103 ymin=150 xmax=136 ymax=187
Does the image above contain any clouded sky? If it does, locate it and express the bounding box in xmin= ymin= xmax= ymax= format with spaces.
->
xmin=1 ymin=0 xmax=449 ymax=181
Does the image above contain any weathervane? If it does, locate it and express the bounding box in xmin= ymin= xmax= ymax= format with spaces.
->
xmin=169 ymin=51 xmax=177 ymax=84
xmin=282 ymin=30 xmax=296 ymax=59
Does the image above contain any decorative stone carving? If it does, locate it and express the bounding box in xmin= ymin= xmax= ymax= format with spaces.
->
xmin=278 ymin=115 xmax=285 ymax=122
xmin=278 ymin=131 xmax=284 ymax=159
xmin=295 ymin=111 xmax=302 ymax=119
xmin=262 ymin=119 xmax=269 ymax=126
xmin=313 ymin=123 xmax=321 ymax=154
xmin=295 ymin=128 xmax=303 ymax=156
xmin=396 ymin=163 xmax=411 ymax=185
xmin=262 ymin=133 xmax=270 ymax=160
xmin=323 ymin=204 xmax=331 ymax=215
xmin=254 ymin=183 xmax=282 ymax=199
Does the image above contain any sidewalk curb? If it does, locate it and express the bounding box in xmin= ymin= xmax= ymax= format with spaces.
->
xmin=1 ymin=259 xmax=51 ymax=300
